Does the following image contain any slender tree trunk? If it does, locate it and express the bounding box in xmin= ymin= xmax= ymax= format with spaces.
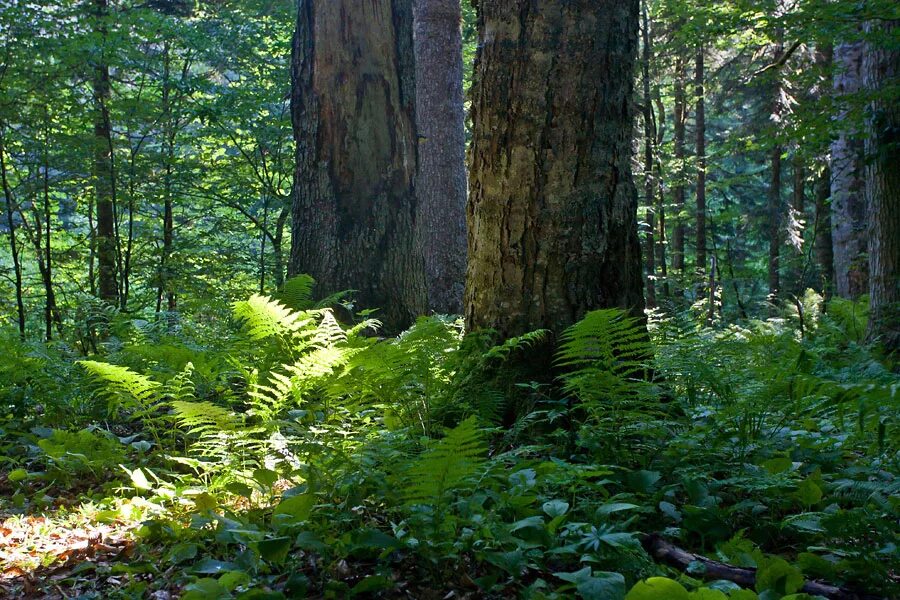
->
xmin=863 ymin=20 xmax=900 ymax=354
xmin=92 ymin=0 xmax=118 ymax=305
xmin=672 ymin=53 xmax=687 ymax=278
xmin=695 ymin=47 xmax=707 ymax=279
xmin=273 ymin=205 xmax=288 ymax=290
xmin=39 ymin=119 xmax=62 ymax=340
xmin=831 ymin=40 xmax=867 ymax=299
xmin=289 ymin=0 xmax=426 ymax=334
xmin=413 ymin=0 xmax=467 ymax=314
xmin=814 ymin=44 xmax=834 ymax=299
xmin=642 ymin=2 xmax=656 ymax=307
xmin=789 ymin=153 xmax=805 ymax=293
xmin=0 ymin=126 xmax=25 ymax=339
xmin=465 ymin=0 xmax=644 ymax=339
xmin=768 ymin=32 xmax=785 ymax=300
xmin=157 ymin=42 xmax=176 ymax=315
xmin=259 ymin=195 xmax=268 ymax=294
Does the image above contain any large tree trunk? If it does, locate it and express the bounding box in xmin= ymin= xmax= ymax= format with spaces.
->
xmin=413 ymin=0 xmax=467 ymax=315
xmin=92 ymin=0 xmax=118 ymax=305
xmin=830 ymin=41 xmax=868 ymax=299
xmin=694 ymin=47 xmax=707 ymax=279
xmin=671 ymin=53 xmax=687 ymax=279
xmin=289 ymin=0 xmax=426 ymax=334
xmin=863 ymin=20 xmax=899 ymax=354
xmin=465 ymin=0 xmax=644 ymax=339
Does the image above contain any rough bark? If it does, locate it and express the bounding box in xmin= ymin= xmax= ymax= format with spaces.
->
xmin=863 ymin=20 xmax=900 ymax=354
xmin=413 ymin=0 xmax=467 ymax=314
xmin=831 ymin=41 xmax=868 ymax=299
xmin=814 ymin=44 xmax=834 ymax=299
xmin=465 ymin=0 xmax=644 ymax=339
xmin=289 ymin=0 xmax=426 ymax=334
xmin=694 ymin=47 xmax=707 ymax=278
xmin=672 ymin=53 xmax=687 ymax=277
xmin=641 ymin=2 xmax=655 ymax=307
xmin=92 ymin=0 xmax=118 ymax=304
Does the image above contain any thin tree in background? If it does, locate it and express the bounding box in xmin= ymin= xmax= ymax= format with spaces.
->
xmin=289 ymin=0 xmax=426 ymax=334
xmin=413 ymin=0 xmax=467 ymax=315
xmin=642 ymin=1 xmax=656 ymax=307
xmin=694 ymin=46 xmax=707 ymax=280
xmin=671 ymin=52 xmax=687 ymax=283
xmin=465 ymin=0 xmax=644 ymax=339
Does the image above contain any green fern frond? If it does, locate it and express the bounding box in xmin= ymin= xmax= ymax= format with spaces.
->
xmin=232 ymin=294 xmax=309 ymax=340
xmin=403 ymin=416 xmax=486 ymax=505
xmin=79 ymin=360 xmax=161 ymax=414
xmin=275 ymin=274 xmax=316 ymax=311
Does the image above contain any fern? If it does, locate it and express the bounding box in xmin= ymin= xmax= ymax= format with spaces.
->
xmin=79 ymin=360 xmax=161 ymax=417
xmin=403 ymin=416 xmax=486 ymax=506
xmin=275 ymin=274 xmax=316 ymax=311
xmin=232 ymin=294 xmax=311 ymax=341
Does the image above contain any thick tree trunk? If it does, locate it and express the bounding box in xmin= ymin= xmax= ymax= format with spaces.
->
xmin=289 ymin=0 xmax=426 ymax=334
xmin=413 ymin=0 xmax=467 ymax=315
xmin=831 ymin=41 xmax=868 ymax=299
xmin=465 ymin=0 xmax=644 ymax=339
xmin=694 ymin=47 xmax=707 ymax=279
xmin=92 ymin=0 xmax=118 ymax=305
xmin=863 ymin=20 xmax=900 ymax=354
xmin=672 ymin=53 xmax=687 ymax=278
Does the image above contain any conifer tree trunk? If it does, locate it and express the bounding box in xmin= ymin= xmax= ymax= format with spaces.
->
xmin=465 ymin=0 xmax=644 ymax=339
xmin=413 ymin=0 xmax=467 ymax=314
xmin=289 ymin=0 xmax=426 ymax=334
xmin=831 ymin=41 xmax=867 ymax=299
xmin=694 ymin=47 xmax=707 ymax=279
xmin=92 ymin=0 xmax=118 ymax=305
xmin=789 ymin=154 xmax=805 ymax=294
xmin=814 ymin=44 xmax=834 ymax=299
xmin=672 ymin=53 xmax=687 ymax=280
xmin=642 ymin=2 xmax=656 ymax=307
xmin=768 ymin=33 xmax=785 ymax=300
xmin=863 ymin=20 xmax=899 ymax=354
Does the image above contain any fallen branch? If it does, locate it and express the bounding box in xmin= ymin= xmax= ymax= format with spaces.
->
xmin=640 ymin=534 xmax=884 ymax=600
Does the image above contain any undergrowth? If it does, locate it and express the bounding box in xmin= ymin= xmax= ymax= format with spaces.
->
xmin=0 ymin=280 xmax=896 ymax=599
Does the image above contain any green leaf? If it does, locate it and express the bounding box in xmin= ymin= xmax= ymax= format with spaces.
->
xmin=252 ymin=468 xmax=279 ymax=489
xmin=193 ymin=558 xmax=238 ymax=574
xmin=578 ymin=572 xmax=626 ymax=600
xmin=219 ymin=570 xmax=251 ymax=592
xmin=755 ymin=556 xmax=804 ymax=595
xmin=794 ymin=479 xmax=822 ymax=506
xmin=350 ymin=575 xmax=393 ymax=596
xmin=167 ymin=542 xmax=198 ymax=565
xmin=762 ymin=457 xmax=793 ymax=475
xmin=626 ymin=578 xmax=690 ymax=600
xmin=257 ymin=537 xmax=291 ymax=564
xmin=543 ymin=500 xmax=570 ymax=517
xmin=273 ymin=494 xmax=314 ymax=522
xmin=124 ymin=466 xmax=152 ymax=491
xmin=689 ymin=589 xmax=727 ymax=600
xmin=596 ymin=502 xmax=640 ymax=516
xmin=8 ymin=468 xmax=28 ymax=483
xmin=183 ymin=578 xmax=229 ymax=600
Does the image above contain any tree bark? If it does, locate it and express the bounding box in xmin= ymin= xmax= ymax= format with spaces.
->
xmin=831 ymin=40 xmax=868 ymax=299
xmin=92 ymin=0 xmax=118 ymax=305
xmin=863 ymin=20 xmax=900 ymax=355
xmin=768 ymin=31 xmax=785 ymax=300
xmin=289 ymin=0 xmax=426 ymax=334
xmin=465 ymin=0 xmax=644 ymax=339
xmin=814 ymin=44 xmax=834 ymax=299
xmin=413 ymin=0 xmax=467 ymax=315
xmin=694 ymin=47 xmax=707 ymax=279
xmin=672 ymin=52 xmax=687 ymax=278
xmin=642 ymin=1 xmax=655 ymax=307
xmin=0 ymin=125 xmax=25 ymax=339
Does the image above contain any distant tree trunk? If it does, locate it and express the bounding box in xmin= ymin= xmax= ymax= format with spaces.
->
xmin=672 ymin=53 xmax=687 ymax=279
xmin=273 ymin=205 xmax=289 ymax=290
xmin=768 ymin=32 xmax=785 ymax=300
xmin=413 ymin=0 xmax=467 ymax=314
xmin=157 ymin=42 xmax=176 ymax=315
xmin=642 ymin=2 xmax=656 ymax=307
xmin=38 ymin=118 xmax=62 ymax=340
xmin=788 ymin=154 xmax=806 ymax=294
xmin=863 ymin=20 xmax=899 ymax=354
xmin=92 ymin=0 xmax=118 ymax=305
xmin=814 ymin=44 xmax=834 ymax=299
xmin=695 ymin=47 xmax=707 ymax=279
xmin=465 ymin=0 xmax=644 ymax=339
xmin=831 ymin=41 xmax=867 ymax=299
xmin=0 ymin=126 xmax=25 ymax=339
xmin=289 ymin=0 xmax=426 ymax=334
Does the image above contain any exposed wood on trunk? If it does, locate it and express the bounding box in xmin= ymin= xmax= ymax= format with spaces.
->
xmin=465 ymin=0 xmax=644 ymax=339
